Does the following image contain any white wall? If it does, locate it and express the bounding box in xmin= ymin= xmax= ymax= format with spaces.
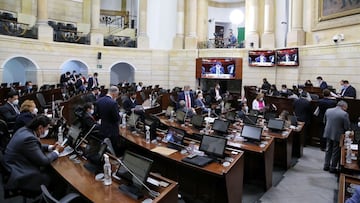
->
xmin=147 ymin=0 xmax=177 ymax=50
xmin=208 ymin=6 xmax=245 ymax=39
xmin=101 ymin=0 xmax=122 ymax=11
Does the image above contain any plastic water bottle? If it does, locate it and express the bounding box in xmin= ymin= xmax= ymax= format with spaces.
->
xmin=145 ymin=126 xmax=151 ymax=143
xmin=103 ymin=154 xmax=112 ymax=186
xmin=346 ymin=147 xmax=352 ymax=164
xmin=207 ymin=108 xmax=211 ymax=118
xmin=57 ymin=126 xmax=63 ymax=144
xmin=122 ymin=114 xmax=126 ymax=128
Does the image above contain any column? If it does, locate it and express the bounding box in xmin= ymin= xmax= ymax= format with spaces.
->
xmin=173 ymin=0 xmax=185 ymax=49
xmin=36 ymin=0 xmax=53 ymax=42
xmin=287 ymin=0 xmax=305 ymax=46
xmin=137 ymin=0 xmax=149 ymax=48
xmin=90 ymin=0 xmax=104 ymax=46
xmin=261 ymin=0 xmax=275 ymax=48
xmin=184 ymin=0 xmax=197 ymax=49
xmin=245 ymin=0 xmax=259 ymax=48
xmin=82 ymin=0 xmax=91 ymax=24
xmin=197 ymin=0 xmax=208 ymax=47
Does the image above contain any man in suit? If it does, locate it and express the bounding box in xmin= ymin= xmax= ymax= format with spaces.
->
xmin=81 ymin=102 xmax=99 ymax=133
xmin=59 ymin=71 xmax=71 ymax=87
xmin=317 ymin=89 xmax=337 ymax=151
xmin=316 ymin=76 xmax=328 ymax=90
xmin=323 ymin=100 xmax=350 ymax=173
xmin=177 ymin=85 xmax=195 ymax=110
xmin=194 ymin=93 xmax=209 ymax=114
xmin=84 ymin=87 xmax=100 ymax=104
xmin=340 ymin=80 xmax=356 ymax=98
xmin=209 ymin=62 xmax=225 ymax=74
xmin=255 ymin=53 xmax=267 ymax=63
xmin=209 ymin=82 xmax=222 ymax=103
xmin=293 ymin=92 xmax=312 ymax=144
xmin=0 ymin=91 xmax=20 ymax=128
xmin=87 ymin=72 xmax=99 ymax=91
xmin=123 ymin=91 xmax=139 ymax=115
xmin=3 ymin=115 xmax=64 ymax=192
xmin=95 ymin=86 xmax=121 ymax=155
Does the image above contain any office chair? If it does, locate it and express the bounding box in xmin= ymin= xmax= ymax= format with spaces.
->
xmin=40 ymin=184 xmax=80 ymax=203
xmin=36 ymin=92 xmax=51 ymax=112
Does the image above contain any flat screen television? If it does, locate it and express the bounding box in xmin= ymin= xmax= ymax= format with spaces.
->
xmin=199 ymin=134 xmax=227 ymax=158
xmin=195 ymin=58 xmax=243 ymax=79
xmin=276 ymin=47 xmax=299 ymax=66
xmin=248 ymin=50 xmax=276 ymax=67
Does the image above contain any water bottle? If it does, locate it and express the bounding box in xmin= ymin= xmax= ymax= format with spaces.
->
xmin=103 ymin=154 xmax=112 ymax=185
xmin=207 ymin=108 xmax=211 ymax=118
xmin=145 ymin=126 xmax=151 ymax=143
xmin=122 ymin=114 xmax=126 ymax=128
xmin=57 ymin=126 xmax=63 ymax=144
xmin=346 ymin=147 xmax=352 ymax=164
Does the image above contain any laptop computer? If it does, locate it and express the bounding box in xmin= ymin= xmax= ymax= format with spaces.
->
xmin=267 ymin=118 xmax=285 ymax=132
xmin=164 ymin=127 xmax=186 ymax=150
xmin=191 ymin=114 xmax=204 ymax=128
xmin=225 ymin=111 xmax=236 ymax=123
xmin=243 ymin=115 xmax=258 ymax=126
xmin=176 ymin=110 xmax=186 ymax=124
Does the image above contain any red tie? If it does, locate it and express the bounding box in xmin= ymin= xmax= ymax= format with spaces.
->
xmin=186 ymin=94 xmax=191 ymax=108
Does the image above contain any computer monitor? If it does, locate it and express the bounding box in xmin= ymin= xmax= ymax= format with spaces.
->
xmin=288 ymin=115 xmax=298 ymax=127
xmin=243 ymin=115 xmax=258 ymax=126
xmin=66 ymin=124 xmax=81 ymax=148
xmin=225 ymin=111 xmax=236 ymax=122
xmin=264 ymin=112 xmax=277 ymax=121
xmin=143 ymin=115 xmax=159 ymax=140
xmin=165 ymin=126 xmax=185 ymax=150
xmin=212 ymin=119 xmax=230 ymax=135
xmin=176 ymin=110 xmax=186 ymax=123
xmin=116 ymin=151 xmax=153 ymax=199
xmin=241 ymin=125 xmax=263 ymax=142
xmin=199 ymin=134 xmax=227 ymax=158
xmin=191 ymin=114 xmax=204 ymax=128
xmin=267 ymin=118 xmax=285 ymax=131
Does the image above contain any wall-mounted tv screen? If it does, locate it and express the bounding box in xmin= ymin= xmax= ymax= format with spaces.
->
xmin=276 ymin=48 xmax=299 ymax=66
xmin=248 ymin=50 xmax=276 ymax=67
xmin=196 ymin=58 xmax=243 ymax=80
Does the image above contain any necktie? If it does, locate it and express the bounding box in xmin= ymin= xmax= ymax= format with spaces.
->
xmin=186 ymin=94 xmax=191 ymax=108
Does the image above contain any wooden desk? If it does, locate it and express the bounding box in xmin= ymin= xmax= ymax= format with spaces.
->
xmin=338 ymin=173 xmax=360 ymax=203
xmin=120 ymin=128 xmax=244 ymax=203
xmin=265 ymin=128 xmax=294 ymax=169
xmin=340 ymin=134 xmax=360 ymax=174
xmin=158 ymin=116 xmax=274 ymax=191
xmin=43 ymin=139 xmax=178 ymax=203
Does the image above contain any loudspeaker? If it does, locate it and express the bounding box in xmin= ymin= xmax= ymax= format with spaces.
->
xmin=97 ymin=52 xmax=102 ymax=60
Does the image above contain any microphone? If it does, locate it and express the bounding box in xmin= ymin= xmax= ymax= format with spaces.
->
xmin=107 ymin=153 xmax=160 ymax=198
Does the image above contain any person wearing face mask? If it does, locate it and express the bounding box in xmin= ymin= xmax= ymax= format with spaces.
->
xmin=252 ymin=93 xmax=266 ymax=112
xmin=3 ymin=115 xmax=64 ymax=193
xmin=95 ymin=86 xmax=122 ymax=155
xmin=339 ymin=80 xmax=356 ymax=99
xmin=237 ymin=102 xmax=249 ymax=120
xmin=13 ymin=100 xmax=38 ymax=133
xmin=0 ymin=91 xmax=20 ymax=130
xmin=21 ymin=81 xmax=34 ymax=95
xmin=209 ymin=82 xmax=223 ymax=103
xmin=81 ymin=102 xmax=99 ymax=133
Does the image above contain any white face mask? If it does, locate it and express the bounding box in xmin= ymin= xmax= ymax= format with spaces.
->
xmin=12 ymin=99 xmax=19 ymax=105
xmin=259 ymin=98 xmax=263 ymax=101
xmin=39 ymin=129 xmax=49 ymax=138
xmin=358 ymin=122 xmax=360 ymax=128
xmin=244 ymin=106 xmax=249 ymax=113
xmin=32 ymin=108 xmax=38 ymax=115
xmin=90 ymin=109 xmax=94 ymax=115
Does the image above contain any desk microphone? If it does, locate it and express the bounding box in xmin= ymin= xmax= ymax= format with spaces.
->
xmin=107 ymin=154 xmax=160 ymax=198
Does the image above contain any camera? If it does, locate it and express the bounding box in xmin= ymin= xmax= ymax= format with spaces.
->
xmin=332 ymin=35 xmax=339 ymax=43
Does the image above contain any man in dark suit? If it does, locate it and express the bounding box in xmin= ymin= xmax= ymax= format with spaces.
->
xmin=340 ymin=80 xmax=356 ymax=98
xmin=87 ymin=72 xmax=99 ymax=91
xmin=123 ymin=91 xmax=139 ymax=115
xmin=316 ymin=76 xmax=328 ymax=90
xmin=177 ymin=85 xmax=195 ymax=109
xmin=3 ymin=115 xmax=64 ymax=192
xmin=317 ymin=89 xmax=337 ymax=151
xmin=0 ymin=91 xmax=20 ymax=127
xmin=84 ymin=87 xmax=100 ymax=104
xmin=293 ymin=92 xmax=312 ymax=144
xmin=59 ymin=71 xmax=71 ymax=87
xmin=323 ymin=100 xmax=350 ymax=173
xmin=95 ymin=86 xmax=121 ymax=155
xmin=209 ymin=62 xmax=225 ymax=74
xmin=209 ymin=82 xmax=222 ymax=103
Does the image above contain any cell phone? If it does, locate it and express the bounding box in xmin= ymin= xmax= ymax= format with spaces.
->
xmin=61 ymin=138 xmax=68 ymax=147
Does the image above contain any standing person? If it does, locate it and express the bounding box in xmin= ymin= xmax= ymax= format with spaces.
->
xmin=3 ymin=115 xmax=64 ymax=193
xmin=177 ymin=85 xmax=195 ymax=109
xmin=293 ymin=92 xmax=312 ymax=145
xmin=323 ymin=100 xmax=350 ymax=173
xmin=227 ymin=31 xmax=237 ymax=48
xmin=194 ymin=92 xmax=209 ymax=114
xmin=339 ymin=80 xmax=356 ymax=98
xmin=136 ymin=82 xmax=143 ymax=92
xmin=59 ymin=71 xmax=71 ymax=87
xmin=95 ymin=86 xmax=121 ymax=155
xmin=209 ymin=82 xmax=222 ymax=103
xmin=316 ymin=76 xmax=328 ymax=90
xmin=87 ymin=72 xmax=99 ymax=91
xmin=317 ymin=89 xmax=337 ymax=151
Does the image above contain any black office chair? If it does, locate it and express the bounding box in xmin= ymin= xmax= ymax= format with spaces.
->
xmin=36 ymin=92 xmax=51 ymax=112
xmin=40 ymin=184 xmax=80 ymax=203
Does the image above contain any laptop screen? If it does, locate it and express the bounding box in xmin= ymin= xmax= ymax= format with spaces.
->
xmin=241 ymin=125 xmax=262 ymax=142
xmin=243 ymin=115 xmax=258 ymax=125
xmin=176 ymin=110 xmax=186 ymax=123
xmin=165 ymin=127 xmax=185 ymax=146
xmin=267 ymin=118 xmax=285 ymax=131
xmin=191 ymin=114 xmax=203 ymax=128
xmin=199 ymin=134 xmax=227 ymax=158
xmin=212 ymin=119 xmax=230 ymax=135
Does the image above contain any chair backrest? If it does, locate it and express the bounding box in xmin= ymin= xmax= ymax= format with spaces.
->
xmin=41 ymin=185 xmax=59 ymax=203
xmin=36 ymin=93 xmax=47 ymax=108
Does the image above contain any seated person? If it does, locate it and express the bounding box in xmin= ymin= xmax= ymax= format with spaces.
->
xmin=21 ymin=81 xmax=34 ymax=95
xmin=252 ymin=93 xmax=266 ymax=112
xmin=81 ymin=102 xmax=99 ymax=133
xmin=304 ymin=80 xmax=313 ymax=87
xmin=178 ymin=100 xmax=196 ymax=118
xmin=0 ymin=91 xmax=20 ymax=128
xmin=280 ymin=84 xmax=292 ymax=97
xmin=209 ymin=62 xmax=225 ymax=74
xmin=269 ymin=84 xmax=280 ymax=96
xmin=194 ymin=93 xmax=209 ymax=114
xmin=339 ymin=80 xmax=356 ymax=99
xmin=237 ymin=102 xmax=249 ymax=120
xmin=14 ymin=100 xmax=38 ymax=133
xmin=123 ymin=91 xmax=145 ymax=120
xmin=3 ymin=115 xmax=64 ymax=193
xmin=278 ymin=110 xmax=291 ymax=129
